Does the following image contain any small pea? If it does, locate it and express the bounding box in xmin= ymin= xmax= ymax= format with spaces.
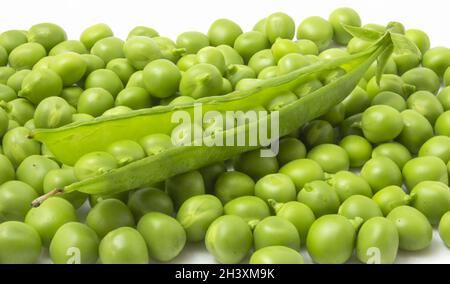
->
xmin=401 ymin=67 xmax=440 ymax=94
xmin=296 ymin=16 xmax=333 ymax=51
xmin=33 ymin=97 xmax=73 ymax=129
xmin=254 ymin=216 xmax=300 ymax=250
xmin=49 ymin=40 xmax=88 ymax=56
xmin=410 ymin=181 xmax=450 ymax=225
xmin=214 ymin=171 xmax=255 ymax=204
xmin=372 ymin=186 xmax=410 ymax=216
xmin=176 ymin=31 xmax=209 ymax=55
xmin=366 ymin=74 xmax=409 ymax=99
xmin=74 ymin=151 xmax=118 ymax=181
xmin=0 ymin=181 xmax=37 ymax=222
xmin=234 ymin=149 xmax=279 ymax=181
xmin=165 ymin=170 xmax=205 ymax=209
xmin=280 ymin=159 xmax=324 ymax=190
xmin=233 ymin=31 xmax=270 ymax=63
xmin=84 ymin=69 xmax=124 ymax=98
xmin=127 ymin=26 xmax=159 ymax=39
xmin=307 ymin=144 xmax=349 ymax=174
xmin=372 ymin=142 xmax=412 ymax=169
xmin=277 ymin=137 xmax=306 ymax=166
xmin=398 ymin=110 xmax=433 ymax=154
xmin=115 ymin=87 xmax=152 ymax=110
xmin=361 ymin=157 xmax=403 ymax=193
xmin=407 ymin=91 xmax=444 ymax=124
xmin=16 ymin=155 xmax=59 ymax=195
xmin=91 ymin=37 xmax=125 ymax=64
xmin=216 ymin=45 xmax=244 ymax=67
xmin=80 ymin=23 xmax=113 ymax=50
xmin=0 ymin=221 xmax=42 ymax=264
xmin=402 ymin=156 xmax=448 ymax=191
xmin=1 ymin=127 xmax=41 ymax=167
xmin=225 ymin=64 xmax=256 ymax=88
xmin=143 ymin=59 xmax=181 ymax=99
xmin=422 ymin=47 xmax=450 ymax=77
xmin=77 ymin=88 xmax=115 ymax=117
xmin=339 ymin=135 xmax=372 ymax=168
xmin=197 ymin=46 xmax=226 ymax=75
xmin=419 ymin=136 xmax=450 ymax=164
xmin=127 ymin=188 xmax=174 ymax=220
xmin=153 ymin=36 xmax=185 ymax=63
xmin=80 ymin=54 xmax=105 ymax=76
xmin=301 ymin=120 xmax=335 ymax=148
xmin=18 ymin=69 xmax=63 ymax=105
xmin=8 ymin=43 xmax=47 ymax=70
xmin=208 ymin=18 xmax=243 ymax=46
xmin=435 ymin=111 xmax=450 ymax=136
xmin=48 ymin=52 xmax=87 ymax=86
xmin=338 ymin=195 xmax=383 ymax=222
xmin=360 ymin=105 xmax=404 ymax=143
xmin=265 ymin=12 xmax=296 ymax=44
xmin=248 ymin=49 xmax=276 ymax=75
xmin=439 ymin=212 xmax=450 ymax=248
xmin=7 ymin=69 xmax=31 ymax=93
xmin=106 ymin=58 xmax=136 ymax=85
xmin=371 ymin=91 xmax=406 ymax=111
xmin=297 ymin=180 xmax=340 ymax=217
xmin=0 ymin=30 xmax=28 ymax=53
xmin=271 ymin=200 xmax=315 ymax=242
xmin=106 ymin=139 xmax=145 ymax=165
xmin=271 ymin=39 xmax=302 ymax=62
xmin=179 ymin=63 xmax=223 ymax=98
xmin=255 ymin=173 xmax=296 ymax=203
xmin=99 ymin=227 xmax=148 ymax=264
xmin=278 ymin=53 xmax=312 ymax=75
xmin=329 ymin=7 xmax=361 ymax=45
xmin=405 ymin=29 xmax=430 ymax=55
xmin=326 ymin=171 xmax=373 ymax=202
xmin=250 ymin=246 xmax=304 ymax=264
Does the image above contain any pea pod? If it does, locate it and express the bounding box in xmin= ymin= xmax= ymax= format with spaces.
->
xmin=32 ymin=32 xmax=396 ymax=198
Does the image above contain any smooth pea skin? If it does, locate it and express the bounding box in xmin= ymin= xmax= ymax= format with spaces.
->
xmin=138 ymin=212 xmax=186 ymax=262
xmin=8 ymin=43 xmax=46 ymax=70
xmin=115 ymin=87 xmax=152 ymax=109
xmin=106 ymin=139 xmax=145 ymax=165
xmin=439 ymin=212 xmax=450 ymax=247
xmin=361 ymin=157 xmax=403 ymax=193
xmin=307 ymin=215 xmax=359 ymax=264
xmin=410 ymin=181 xmax=450 ymax=225
xmin=405 ymin=29 xmax=430 ymax=55
xmin=0 ymin=181 xmax=37 ymax=222
xmin=435 ymin=111 xmax=450 ymax=136
xmin=387 ymin=206 xmax=432 ymax=251
xmin=80 ymin=23 xmax=113 ymax=50
xmin=86 ymin=199 xmax=135 ymax=238
xmin=327 ymin=171 xmax=373 ymax=202
xmin=48 ymin=52 xmax=87 ymax=86
xmin=265 ymin=12 xmax=295 ymax=44
xmin=398 ymin=110 xmax=434 ymax=154
xmin=19 ymin=69 xmax=63 ymax=105
xmin=214 ymin=171 xmax=254 ymax=204
xmin=277 ymin=137 xmax=306 ymax=166
xmin=402 ymin=156 xmax=448 ymax=190
xmin=1 ymin=97 xmax=35 ymax=125
xmin=271 ymin=200 xmax=315 ymax=242
xmin=2 ymin=127 xmax=41 ymax=167
xmin=356 ymin=217 xmax=399 ymax=264
xmin=371 ymin=91 xmax=406 ymax=111
xmin=234 ymin=149 xmax=279 ymax=181
xmin=139 ymin=133 xmax=174 ymax=156
xmin=0 ymin=154 xmax=14 ymax=185
xmin=329 ymin=7 xmax=361 ymax=45
xmin=280 ymin=159 xmax=324 ymax=190
xmin=372 ymin=185 xmax=410 ymax=216
xmin=271 ymin=39 xmax=302 ymax=63
xmin=77 ymin=88 xmax=114 ymax=117
xmin=248 ymin=49 xmax=275 ymax=75
xmin=90 ymin=37 xmax=125 ymax=64
xmin=74 ymin=151 xmax=118 ymax=180
xmin=123 ymin=36 xmax=162 ymax=70
xmin=166 ymin=170 xmax=205 ymax=209
xmin=419 ymin=136 xmax=450 ymax=164
xmin=233 ymin=31 xmax=270 ymax=63
xmin=176 ymin=195 xmax=223 ymax=242
xmin=85 ymin=68 xmax=124 ymax=98
xmin=43 ymin=168 xmax=87 ymax=209
xmin=16 ymin=155 xmax=60 ymax=195
xmin=34 ymin=97 xmax=73 ymax=129
xmin=422 ymin=47 xmax=450 ymax=77
xmin=179 ymin=63 xmax=223 ymax=98
xmin=223 ymin=196 xmax=270 ymax=223
xmin=339 ymin=135 xmax=372 ymax=167
xmin=307 ymin=144 xmax=349 ymax=173
xmin=143 ymin=59 xmax=181 ymax=98
xmin=407 ymin=91 xmax=444 ymax=125
xmin=253 ymin=216 xmax=301 ymax=250
xmin=401 ymin=67 xmax=440 ymax=94
xmin=360 ymin=105 xmax=404 ymax=143
xmin=106 ymin=58 xmax=136 ymax=84
xmin=0 ymin=30 xmax=28 ymax=54
xmin=127 ymin=187 xmax=174 ymax=220
xmin=207 ymin=18 xmax=242 ymax=46
xmin=297 ymin=180 xmax=340 ymax=217
xmin=297 ymin=16 xmax=333 ymax=51
xmin=50 ymin=222 xmax=99 ymax=264
xmin=250 ymin=246 xmax=304 ymax=264
xmin=205 ymin=215 xmax=253 ymax=264
xmin=372 ymin=142 xmax=412 ymax=169
xmin=127 ymin=26 xmax=159 ymax=39
xmin=0 ymin=221 xmax=41 ymax=264
xmin=338 ymin=195 xmax=383 ymax=222
xmin=301 ymin=120 xmax=335 ymax=148
xmin=99 ymin=227 xmax=149 ymax=264
xmin=254 ymin=173 xmax=297 ymax=203
xmin=176 ymin=31 xmax=209 ymax=55
xmin=49 ymin=40 xmax=88 ymax=56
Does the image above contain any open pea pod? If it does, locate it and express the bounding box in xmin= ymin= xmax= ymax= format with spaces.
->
xmin=32 ymin=32 xmax=394 ymax=197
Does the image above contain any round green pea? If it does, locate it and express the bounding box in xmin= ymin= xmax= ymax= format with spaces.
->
xmin=410 ymin=181 xmax=450 ymax=225
xmin=419 ymin=136 xmax=450 ymax=164
xmin=339 ymin=135 xmax=372 ymax=168
xmin=143 ymin=59 xmax=181 ymax=98
xmin=49 ymin=40 xmax=88 ymax=56
xmin=301 ymin=120 xmax=335 ymax=148
xmin=407 ymin=91 xmax=444 ymax=125
xmin=372 ymin=185 xmax=410 ymax=216
xmin=43 ymin=168 xmax=87 ymax=209
xmin=48 ymin=52 xmax=87 ymax=86
xmin=277 ymin=137 xmax=306 ymax=166
xmin=254 ymin=173 xmax=296 ymax=203
xmin=33 ymin=97 xmax=73 ymax=129
xmin=254 ymin=216 xmax=300 ymax=250
xmin=0 ymin=83 xmax=17 ymax=102
xmin=0 ymin=221 xmax=41 ymax=264
xmin=272 ymin=200 xmax=315 ymax=242
xmin=224 ymin=196 xmax=270 ymax=223
xmin=297 ymin=180 xmax=340 ymax=217
xmin=277 ymin=53 xmax=313 ymax=75
xmin=139 ymin=133 xmax=173 ymax=156
xmin=106 ymin=58 xmax=136 ymax=84
xmin=372 ymin=142 xmax=412 ymax=169
xmin=127 ymin=26 xmax=159 ymax=39
xmin=80 ymin=24 xmax=114 ymax=49
xmin=77 ymin=88 xmax=114 ymax=117
xmin=347 ymin=37 xmax=372 ymax=54
xmin=338 ymin=195 xmax=383 ymax=222
xmin=176 ymin=31 xmax=209 ymax=55
xmin=295 ymin=39 xmax=319 ymax=55
xmin=401 ymin=67 xmax=440 ymax=94
xmin=371 ymin=91 xmax=406 ymax=111
xmin=233 ymin=31 xmax=270 ymax=63
xmin=216 ymin=44 xmax=244 ymax=66
xmin=0 ymin=181 xmax=37 ymax=222
xmin=234 ymin=149 xmax=279 ymax=181
xmin=327 ymin=171 xmax=373 ymax=202
xmin=7 ymin=69 xmax=31 ymax=92
xmin=422 ymin=47 xmax=450 ymax=77
xmin=271 ymin=39 xmax=302 ymax=62
xmin=16 ymin=155 xmax=59 ymax=195
xmin=123 ymin=36 xmax=162 ymax=70
xmin=435 ymin=111 xmax=450 ymax=136
xmin=208 ymin=18 xmax=243 ymax=46
xmin=8 ymin=43 xmax=47 ymax=70
xmin=1 ymin=127 xmax=41 ymax=167
xmin=85 ymin=68 xmax=123 ymax=98
xmin=329 ymin=7 xmax=361 ymax=45
xmin=398 ymin=109 xmax=433 ymax=154
xmin=214 ymin=171 xmax=255 ymax=204
xmin=225 ymin=64 xmax=256 ymax=87
xmin=153 ymin=36 xmax=184 ymax=63
xmin=439 ymin=212 xmax=450 ymax=248
xmin=19 ymin=68 xmax=63 ymax=105
xmin=179 ymin=63 xmax=222 ymax=98
xmin=165 ymin=170 xmax=205 ymax=209
xmin=265 ymin=12 xmax=295 ymax=44
xmin=60 ymin=86 xmax=83 ymax=108
xmin=258 ymin=65 xmax=279 ymax=79
xmin=99 ymin=227 xmax=148 ymax=264
xmin=403 ymin=156 xmax=448 ymax=191
xmin=250 ymin=246 xmax=304 ymax=264
xmin=90 ymin=37 xmax=124 ymax=64
xmin=405 ymin=29 xmax=430 ymax=55
xmin=361 ymin=157 xmax=403 ymax=193
xmin=360 ymin=105 xmax=404 ymax=143
xmin=106 ymin=139 xmax=145 ymax=165
xmin=127 ymin=187 xmax=174 ymax=220
xmin=115 ymin=87 xmax=152 ymax=110
xmin=81 ymin=54 xmax=105 ymax=76
xmin=296 ymin=16 xmax=333 ymax=51
xmin=248 ymin=49 xmax=275 ymax=75
xmin=74 ymin=151 xmax=118 ymax=180
xmin=28 ymin=23 xmax=67 ymax=52
xmin=0 ymin=30 xmax=28 ymax=53
xmin=279 ymin=159 xmax=324 ymax=190
xmin=366 ymin=74 xmax=408 ymax=99
xmin=307 ymin=144 xmax=349 ymax=173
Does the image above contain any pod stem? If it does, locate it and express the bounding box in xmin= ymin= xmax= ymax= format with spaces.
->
xmin=31 ymin=188 xmax=64 ymax=207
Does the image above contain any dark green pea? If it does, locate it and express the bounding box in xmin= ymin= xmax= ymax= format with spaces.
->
xmin=233 ymin=31 xmax=270 ymax=63
xmin=327 ymin=171 xmax=373 ymax=202
xmin=371 ymin=91 xmax=406 ymax=111
xmin=19 ymin=69 xmax=63 ymax=105
xmin=301 ymin=120 xmax=335 ymax=148
xmin=123 ymin=36 xmax=162 ymax=70
xmin=307 ymin=144 xmax=349 ymax=174
xmin=250 ymin=246 xmax=304 ymax=264
xmin=198 ymin=162 xmax=226 ymax=194
xmin=0 ymin=30 xmax=28 ymax=53
xmin=271 ymin=39 xmax=302 ymax=62
xmin=296 ymin=16 xmax=333 ymax=51
xmin=0 ymin=67 xmax=16 ymax=85
xmin=277 ymin=137 xmax=306 ymax=166
xmin=297 ymin=180 xmax=340 ymax=217
xmin=248 ymin=49 xmax=275 ymax=75
xmin=410 ymin=181 xmax=450 ymax=225
xmin=99 ymin=227 xmax=148 ymax=264
xmin=91 ymin=37 xmax=124 ymax=64
xmin=307 ymin=215 xmax=361 ymax=264
xmin=419 ymin=136 xmax=450 ymax=164
xmin=372 ymin=185 xmax=410 ymax=216
xmin=444 ymin=67 xmax=450 ymax=87
xmin=271 ymin=200 xmax=315 ymax=242
xmin=106 ymin=58 xmax=136 ymax=85
xmin=176 ymin=31 xmax=209 ymax=55
xmin=176 ymin=194 xmax=223 ymax=242
xmin=137 ymin=212 xmax=185 ymax=262
xmin=360 ymin=105 xmax=404 ymax=143
xmin=214 ymin=171 xmax=254 ymax=204
xmin=85 ymin=69 xmax=123 ymax=98
xmin=165 ymin=170 xmax=205 ymax=209
xmin=43 ymin=168 xmax=87 ymax=209
xmin=403 ymin=156 xmax=448 ymax=191
xmin=2 ymin=127 xmax=40 ymax=167
xmin=372 ymin=142 xmax=412 ymax=169
xmin=139 ymin=133 xmax=173 ymax=156
xmin=439 ymin=212 xmax=450 ymax=248
xmin=320 ymin=103 xmax=345 ymax=126
xmin=28 ymin=23 xmax=67 ymax=52
xmin=407 ymin=90 xmax=443 ymax=125
xmin=115 ymin=87 xmax=151 ymax=110
xmin=361 ymin=157 xmax=403 ymax=193
xmin=80 ymin=23 xmax=113 ymax=50
xmin=216 ymin=44 xmax=244 ymax=66
xmin=127 ymin=26 xmax=159 ymax=39
xmin=60 ymin=86 xmax=83 ymax=108
xmin=329 ymin=7 xmax=361 ymax=45
xmin=422 ymin=47 xmax=450 ymax=77
xmin=6 ymin=69 xmax=30 ymax=92
xmin=258 ymin=66 xmax=279 ymax=79
xmin=234 ymin=149 xmax=279 ymax=181
xmin=338 ymin=195 xmax=383 ymax=222
xmin=339 ymin=135 xmax=372 ymax=168
xmin=80 ymin=54 xmax=105 ymax=76
xmin=49 ymin=40 xmax=88 ymax=56
xmin=89 ymin=191 xmax=129 ymax=207
xmin=398 ymin=109 xmax=433 ymax=154
xmin=77 ymin=88 xmax=114 ymax=117
xmin=208 ymin=18 xmax=242 ymax=46
xmin=405 ymin=29 xmax=430 ymax=55
xmin=341 ymin=87 xmax=370 ymax=117
xmin=265 ymin=12 xmax=295 ymax=44
xmin=387 ymin=206 xmax=432 ymax=251
xmin=0 ymin=181 xmax=37 ymax=222
xmin=179 ymin=63 xmax=222 ymax=98
xmin=280 ymin=159 xmax=324 ymax=190
xmin=205 ymin=215 xmax=252 ymax=264
xmin=366 ymin=74 xmax=410 ymax=100
xmin=254 ymin=216 xmax=300 ymax=250
xmin=128 ymin=188 xmax=174 ymax=220
xmin=224 ymin=196 xmax=270 ymax=223
xmin=153 ymin=36 xmax=185 ymax=63
xmin=356 ymin=217 xmax=399 ymax=264
xmin=401 ymin=67 xmax=440 ymax=94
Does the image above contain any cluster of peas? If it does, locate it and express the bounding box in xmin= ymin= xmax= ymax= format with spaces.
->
xmin=0 ymin=7 xmax=450 ymax=264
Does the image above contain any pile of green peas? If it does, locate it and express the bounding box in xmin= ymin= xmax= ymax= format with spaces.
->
xmin=0 ymin=7 xmax=450 ymax=264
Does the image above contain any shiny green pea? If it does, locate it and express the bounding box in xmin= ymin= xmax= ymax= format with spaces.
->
xmin=208 ymin=18 xmax=243 ymax=46
xmin=301 ymin=120 xmax=335 ymax=148
xmin=7 ymin=69 xmax=30 ymax=92
xmin=271 ymin=200 xmax=315 ymax=242
xmin=143 ymin=59 xmax=181 ymax=98
xmin=106 ymin=58 xmax=136 ymax=84
xmin=224 ymin=196 xmax=270 ymax=223
xmin=127 ymin=187 xmax=173 ymax=220
xmin=166 ymin=170 xmax=205 ymax=209
xmin=252 ymin=18 xmax=266 ymax=33
xmin=176 ymin=194 xmax=223 ymax=242
xmin=307 ymin=144 xmax=349 ymax=173
xmin=0 ymin=221 xmax=41 ymax=264
xmin=419 ymin=136 xmax=450 ymax=164
xmin=266 ymin=90 xmax=297 ymax=111
xmin=48 ymin=52 xmax=86 ymax=86
xmin=410 ymin=181 xmax=450 ymax=225
xmin=297 ymin=180 xmax=340 ymax=217
xmin=179 ymin=63 xmax=222 ymax=98
xmin=60 ymin=86 xmax=83 ymax=108
xmin=258 ymin=66 xmax=279 ymax=79
xmin=77 ymin=88 xmax=114 ymax=117
xmin=127 ymin=26 xmax=159 ymax=39
xmin=398 ymin=109 xmax=433 ymax=154
xmin=366 ymin=74 xmax=409 ymax=100
xmin=33 ymin=97 xmax=73 ymax=129
xmin=234 ymin=149 xmax=279 ymax=181
xmin=278 ymin=53 xmax=312 ymax=75
xmin=214 ymin=171 xmax=254 ymax=204
xmin=372 ymin=142 xmax=412 ymax=171
xmin=0 ymin=181 xmax=37 ymax=222
xmin=43 ymin=168 xmax=86 ymax=208
xmin=85 ymin=68 xmax=123 ymax=97
xmin=439 ymin=212 xmax=450 ymax=248
xmin=361 ymin=157 xmax=403 ymax=193
xmin=371 ymin=91 xmax=406 ymax=111
xmin=233 ymin=31 xmax=270 ymax=63
xmin=225 ymin=64 xmax=255 ymax=88
xmin=435 ymin=111 xmax=450 ymax=136
xmin=101 ymin=106 xmax=131 ymax=117
xmin=16 ymin=155 xmax=59 ymax=195
xmin=80 ymin=54 xmax=105 ymax=76
xmin=250 ymin=246 xmax=304 ymax=264
xmin=122 ymin=36 xmax=161 ymax=70
xmin=327 ymin=171 xmax=373 ymax=202
xmin=115 ymin=87 xmax=151 ymax=110
xmin=106 ymin=139 xmax=145 ymax=165
xmin=296 ymin=16 xmax=333 ymax=51
xmin=18 ymin=69 xmax=62 ymax=105
xmin=139 ymin=133 xmax=174 ymax=156
xmin=271 ymin=39 xmax=302 ymax=62
xmin=280 ymin=159 xmax=324 ymax=190
xmin=387 ymin=206 xmax=432 ymax=251
xmin=8 ymin=43 xmax=46 ymax=70
xmin=255 ymin=173 xmax=296 ymax=203
xmin=0 ymin=30 xmax=28 ymax=53
xmin=422 ymin=47 xmax=450 ymax=77
xmin=49 ymin=40 xmax=88 ymax=56
xmin=339 ymin=135 xmax=372 ymax=168
xmin=248 ymin=49 xmax=275 ymax=75
xmin=405 ymin=29 xmax=430 ymax=55
xmin=91 ymin=37 xmax=124 ymax=64
xmin=347 ymin=37 xmax=371 ymax=54
xmin=329 ymin=7 xmax=361 ymax=45
xmin=176 ymin=54 xmax=198 ymax=71
xmin=372 ymin=185 xmax=410 ymax=216
xmin=392 ymin=52 xmax=420 ymax=75
xmin=402 ymin=156 xmax=448 ymax=191
xmin=265 ymin=12 xmax=295 ymax=44
xmin=338 ymin=195 xmax=383 ymax=222
xmin=0 ymin=83 xmax=17 ymax=102
xmin=401 ymin=67 xmax=440 ymax=94
xmin=1 ymin=127 xmax=40 ymax=167
xmin=153 ymin=36 xmax=185 ymax=63
xmin=360 ymin=105 xmax=404 ymax=143
xmin=99 ymin=227 xmax=148 ymax=264
xmin=176 ymin=31 xmax=209 ymax=55
xmin=74 ymin=151 xmax=118 ymax=181
xmin=254 ymin=216 xmax=300 ymax=250
xmin=356 ymin=217 xmax=399 ymax=264
xmin=216 ymin=44 xmax=244 ymax=66
xmin=295 ymin=39 xmax=319 ymax=55
xmin=80 ymin=23 xmax=113 ymax=50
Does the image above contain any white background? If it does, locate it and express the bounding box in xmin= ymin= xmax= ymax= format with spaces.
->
xmin=4 ymin=0 xmax=449 ymax=264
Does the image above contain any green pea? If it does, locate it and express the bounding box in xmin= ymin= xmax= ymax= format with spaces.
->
xmin=137 ymin=212 xmax=186 ymax=262
xmin=142 ymin=59 xmax=181 ymax=99
xmin=0 ymin=30 xmax=28 ymax=54
xmin=387 ymin=206 xmax=432 ymax=251
xmin=116 ymin=88 xmax=151 ymax=110
xmin=271 ymin=39 xmax=301 ymax=63
xmin=0 ymin=45 xmax=7 ymax=67
xmin=224 ymin=196 xmax=270 ymax=223
xmin=397 ymin=110 xmax=433 ymax=154
xmin=338 ymin=195 xmax=383 ymax=222
xmin=419 ymin=136 xmax=450 ymax=164
xmin=176 ymin=194 xmax=223 ymax=242
xmin=422 ymin=46 xmax=450 ymax=77
xmin=342 ymin=86 xmax=370 ymax=117
xmin=258 ymin=66 xmax=279 ymax=79
xmin=296 ymin=16 xmax=333 ymax=51
xmin=77 ymin=88 xmax=114 ymax=117
xmin=208 ymin=18 xmax=242 ymax=46
xmin=328 ymin=7 xmax=361 ymax=45
xmin=216 ymin=44 xmax=244 ymax=66
xmin=74 ymin=151 xmax=118 ymax=181
xmin=266 ymin=90 xmax=297 ymax=111
xmin=277 ymin=137 xmax=306 ymax=166
xmin=90 ymin=37 xmax=124 ymax=64
xmin=106 ymin=139 xmax=145 ymax=166
xmin=0 ymin=153 xmax=14 ymax=184
xmin=28 ymin=23 xmax=66 ymax=52
xmin=101 ymin=106 xmax=131 ymax=117
xmin=99 ymin=227 xmax=148 ymax=264
xmin=327 ymin=171 xmax=373 ymax=202
xmin=234 ymin=78 xmax=263 ymax=91
xmin=43 ymin=168 xmax=86 ymax=208
xmin=127 ymin=187 xmax=173 ymax=220
xmin=254 ymin=216 xmax=300 ymax=250
xmin=401 ymin=67 xmax=440 ymax=94
xmin=176 ymin=31 xmax=209 ymax=55
xmin=439 ymin=212 xmax=450 ymax=248
xmin=248 ymin=49 xmax=275 ymax=75
xmin=7 ymin=120 xmax=20 ymax=130
xmin=215 ymin=169 xmax=256 ymax=203
xmin=320 ymin=103 xmax=345 ymax=126
xmin=80 ymin=54 xmax=105 ymax=76
xmin=405 ymin=29 xmax=430 ymax=55
xmin=25 ymin=197 xmax=77 ymax=246
xmin=301 ymin=120 xmax=335 ymax=148
xmin=347 ymin=37 xmax=372 ymax=54
xmin=319 ymin=48 xmax=348 ymax=61
xmin=294 ymin=39 xmax=318 ymax=55
xmin=1 ymin=127 xmax=40 ymax=167
xmin=371 ymin=142 xmax=411 ymax=170
xmin=361 ymin=157 xmax=403 ymax=193
xmin=366 ymin=74 xmax=410 ymax=100
xmin=435 ymin=111 xmax=450 ymax=136
xmin=0 ymin=108 xmax=8 ymax=138
xmin=16 ymin=155 xmax=59 ymax=195
xmin=127 ymin=26 xmax=159 ymax=39
xmin=59 ymin=86 xmax=82 ymax=108
xmin=8 ymin=43 xmax=47 ymax=70
xmin=234 ymin=149 xmax=279 ymax=181
xmin=139 ymin=133 xmax=173 ymax=156
xmin=278 ymin=53 xmax=312 ymax=75
xmin=0 ymin=80 xmax=17 ymax=100
xmin=307 ymin=144 xmax=349 ymax=173
xmin=280 ymin=159 xmax=324 ymax=190
xmin=392 ymin=52 xmax=421 ymax=75
xmin=271 ymin=200 xmax=315 ymax=242
xmin=409 ymin=181 xmax=450 ymax=225
xmin=297 ymin=180 xmax=340 ymax=217
xmin=49 ymin=40 xmax=88 ymax=56
xmin=80 ymin=23 xmax=113 ymax=50
xmin=0 ymin=180 xmax=37 ymax=222
xmin=153 ymin=36 xmax=185 ymax=63
xmin=339 ymin=135 xmax=372 ymax=168
xmin=360 ymin=105 xmax=404 ymax=143
xmin=176 ymin=54 xmax=198 ymax=72
xmin=198 ymin=162 xmax=226 ymax=194
xmin=50 ymin=222 xmax=99 ymax=264
xmin=371 ymin=91 xmax=406 ymax=111
xmin=252 ymin=18 xmax=266 ymax=33
xmin=89 ymin=190 xmax=129 ymax=207
xmin=356 ymin=217 xmax=399 ymax=264
xmin=307 ymin=214 xmax=360 ymax=264
xmin=33 ymin=97 xmax=73 ymax=129
xmin=106 ymin=58 xmax=136 ymax=84
xmin=205 ymin=215 xmax=252 ymax=264
xmin=6 ymin=69 xmax=30 ymax=92
xmin=250 ymin=246 xmax=304 ymax=264
xmin=265 ymin=12 xmax=295 ymax=44
xmin=125 ymin=70 xmax=145 ymax=89
xmin=234 ymin=31 xmax=270 ymax=63
xmin=179 ymin=63 xmax=222 ymax=98
xmin=123 ymin=36 xmax=162 ymax=70
xmin=225 ymin=64 xmax=255 ymax=88
xmin=18 ymin=69 xmax=62 ymax=105
xmin=254 ymin=173 xmax=296 ymax=204
xmin=71 ymin=113 xmax=93 ymax=123
xmin=85 ymin=69 xmax=123 ymax=98
xmin=165 ymin=170 xmax=205 ymax=209
xmin=402 ymin=156 xmax=448 ymax=191
xmin=372 ymin=186 xmax=410 ymax=216
xmin=0 ymin=221 xmax=41 ymax=264
xmin=1 ymin=98 xmax=36 ymax=126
